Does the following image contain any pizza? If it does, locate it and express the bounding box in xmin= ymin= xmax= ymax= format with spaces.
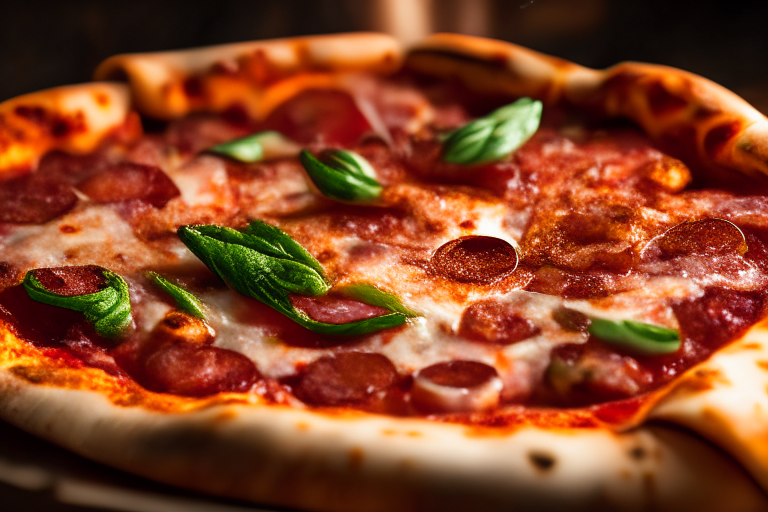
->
xmin=2 ymin=32 xmax=768 ymax=511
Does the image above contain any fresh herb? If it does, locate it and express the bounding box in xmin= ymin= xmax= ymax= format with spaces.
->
xmin=147 ymin=271 xmax=205 ymax=319
xmin=209 ymin=131 xmax=300 ymax=163
xmin=178 ymin=221 xmax=409 ymax=335
xmin=23 ymin=268 xmax=133 ymax=339
xmin=299 ymin=149 xmax=382 ymax=203
xmin=442 ymin=97 xmax=542 ymax=165
xmin=588 ymin=318 xmax=681 ymax=355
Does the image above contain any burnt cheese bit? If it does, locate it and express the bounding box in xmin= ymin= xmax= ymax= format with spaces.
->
xmin=431 ymin=236 xmax=518 ymax=285
xmin=652 ymin=218 xmax=747 ymax=259
xmin=31 ymin=265 xmax=107 ymax=296
xmin=294 ymin=352 xmax=398 ymax=407
xmin=458 ymin=300 xmax=540 ymax=344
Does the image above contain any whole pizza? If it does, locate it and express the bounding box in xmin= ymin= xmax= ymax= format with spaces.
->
xmin=2 ymin=32 xmax=768 ymax=511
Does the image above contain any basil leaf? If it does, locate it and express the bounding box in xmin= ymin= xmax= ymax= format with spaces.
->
xmin=23 ymin=268 xmax=133 ymax=340
xmin=338 ymin=283 xmax=419 ymax=318
xmin=442 ymin=97 xmax=542 ymax=165
xmin=299 ymin=149 xmax=382 ymax=203
xmin=178 ymin=222 xmax=409 ymax=336
xmin=588 ymin=318 xmax=681 ymax=355
xmin=147 ymin=271 xmax=205 ymax=319
xmin=209 ymin=131 xmax=300 ymax=163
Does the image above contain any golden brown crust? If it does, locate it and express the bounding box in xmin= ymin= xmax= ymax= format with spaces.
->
xmin=407 ymin=33 xmax=768 ymax=181
xmin=2 ymin=32 xmax=768 ymax=511
xmin=94 ymin=33 xmax=402 ymax=121
xmin=0 ymin=83 xmax=135 ymax=177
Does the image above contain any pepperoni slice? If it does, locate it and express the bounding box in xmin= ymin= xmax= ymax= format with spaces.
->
xmin=263 ymin=89 xmax=371 ymax=146
xmin=76 ymin=163 xmax=180 ymax=208
xmin=458 ymin=300 xmax=540 ymax=344
xmin=654 ymin=218 xmax=747 ymax=259
xmin=290 ymin=295 xmax=389 ymax=324
xmin=431 ymin=236 xmax=518 ymax=285
xmin=113 ymin=311 xmax=258 ymax=397
xmin=294 ymin=352 xmax=398 ymax=406
xmin=552 ymin=306 xmax=591 ymax=332
xmin=0 ymin=175 xmax=77 ymax=224
xmin=140 ymin=342 xmax=258 ymax=396
xmin=31 ymin=265 xmax=106 ymax=296
xmin=411 ymin=360 xmax=502 ymax=414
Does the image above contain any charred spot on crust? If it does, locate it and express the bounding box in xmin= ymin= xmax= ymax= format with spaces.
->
xmin=629 ymin=446 xmax=647 ymax=460
xmin=646 ymin=81 xmax=688 ymax=116
xmin=704 ymin=121 xmax=742 ymax=160
xmin=528 ymin=450 xmax=556 ymax=471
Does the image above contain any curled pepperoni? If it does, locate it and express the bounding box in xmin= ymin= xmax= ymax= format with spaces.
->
xmin=412 ymin=360 xmax=502 ymax=414
xmin=0 ymin=175 xmax=77 ymax=224
xmin=77 ymin=163 xmax=180 ymax=208
xmin=653 ymin=218 xmax=747 ymax=259
xmin=458 ymin=300 xmax=540 ymax=344
xmin=431 ymin=236 xmax=518 ymax=285
xmin=290 ymin=295 xmax=388 ymax=324
xmin=294 ymin=352 xmax=398 ymax=406
xmin=263 ymin=89 xmax=371 ymax=146
xmin=31 ymin=265 xmax=106 ymax=296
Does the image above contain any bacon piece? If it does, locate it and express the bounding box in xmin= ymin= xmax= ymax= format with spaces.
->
xmin=263 ymin=89 xmax=371 ymax=146
xmin=76 ymin=163 xmax=180 ymax=208
xmin=0 ymin=175 xmax=78 ymax=224
xmin=290 ymin=295 xmax=389 ymax=324
xmin=31 ymin=265 xmax=106 ymax=296
xmin=458 ymin=300 xmax=540 ymax=344
xmin=411 ymin=360 xmax=502 ymax=414
xmin=294 ymin=352 xmax=398 ymax=406
xmin=431 ymin=236 xmax=518 ymax=285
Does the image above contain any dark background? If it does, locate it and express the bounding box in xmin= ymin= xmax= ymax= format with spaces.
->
xmin=3 ymin=0 xmax=768 ymax=111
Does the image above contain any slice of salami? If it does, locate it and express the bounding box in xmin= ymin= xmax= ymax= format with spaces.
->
xmin=290 ymin=295 xmax=389 ymax=324
xmin=76 ymin=163 xmax=180 ymax=208
xmin=0 ymin=175 xmax=78 ymax=224
xmin=294 ymin=352 xmax=398 ymax=406
xmin=458 ymin=300 xmax=540 ymax=344
xmin=411 ymin=360 xmax=502 ymax=414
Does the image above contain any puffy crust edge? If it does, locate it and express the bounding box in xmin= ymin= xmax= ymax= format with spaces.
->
xmin=0 ymin=327 xmax=765 ymax=512
xmin=93 ymin=32 xmax=402 ymax=121
xmin=406 ymin=33 xmax=768 ymax=181
xmin=0 ymin=83 xmax=135 ymax=177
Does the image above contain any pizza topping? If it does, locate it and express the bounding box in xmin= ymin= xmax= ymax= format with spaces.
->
xmin=651 ymin=218 xmax=748 ymax=259
xmin=209 ymin=131 xmax=300 ymax=163
xmin=442 ymin=98 xmax=542 ymax=165
xmin=293 ymin=352 xmax=398 ymax=406
xmin=411 ymin=360 xmax=502 ymax=413
xmin=431 ymin=236 xmax=519 ymax=284
xmin=299 ymin=149 xmax=382 ymax=203
xmin=587 ymin=318 xmax=681 ymax=355
xmin=263 ymin=89 xmax=372 ymax=145
xmin=0 ymin=174 xmax=78 ymax=224
xmin=458 ymin=300 xmax=540 ymax=344
xmin=147 ymin=271 xmax=206 ymax=319
xmin=290 ymin=295 xmax=389 ymax=324
xmin=22 ymin=265 xmax=133 ymax=340
xmin=552 ymin=306 xmax=591 ymax=332
xmin=76 ymin=163 xmax=180 ymax=208
xmin=179 ymin=221 xmax=409 ymax=335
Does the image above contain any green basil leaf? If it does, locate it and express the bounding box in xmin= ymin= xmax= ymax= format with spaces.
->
xmin=299 ymin=149 xmax=382 ymax=203
xmin=337 ymin=283 xmax=419 ymax=318
xmin=178 ymin=222 xmax=409 ymax=336
xmin=209 ymin=131 xmax=300 ymax=163
xmin=442 ymin=97 xmax=542 ymax=165
xmin=147 ymin=271 xmax=205 ymax=319
xmin=588 ymin=318 xmax=681 ymax=355
xmin=23 ymin=268 xmax=133 ymax=340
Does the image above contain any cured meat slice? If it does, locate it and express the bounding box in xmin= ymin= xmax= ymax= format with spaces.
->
xmin=459 ymin=300 xmax=540 ymax=344
xmin=411 ymin=360 xmax=502 ymax=413
xmin=290 ymin=295 xmax=389 ymax=324
xmin=0 ymin=174 xmax=77 ymax=224
xmin=76 ymin=163 xmax=180 ymax=208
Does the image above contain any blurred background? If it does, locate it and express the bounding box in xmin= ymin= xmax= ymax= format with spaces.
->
xmin=2 ymin=0 xmax=768 ymax=112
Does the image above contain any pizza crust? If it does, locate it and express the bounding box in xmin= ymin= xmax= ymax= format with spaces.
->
xmin=0 ymin=83 xmax=134 ymax=177
xmin=93 ymin=32 xmax=402 ymax=121
xmin=1 ymin=32 xmax=768 ymax=511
